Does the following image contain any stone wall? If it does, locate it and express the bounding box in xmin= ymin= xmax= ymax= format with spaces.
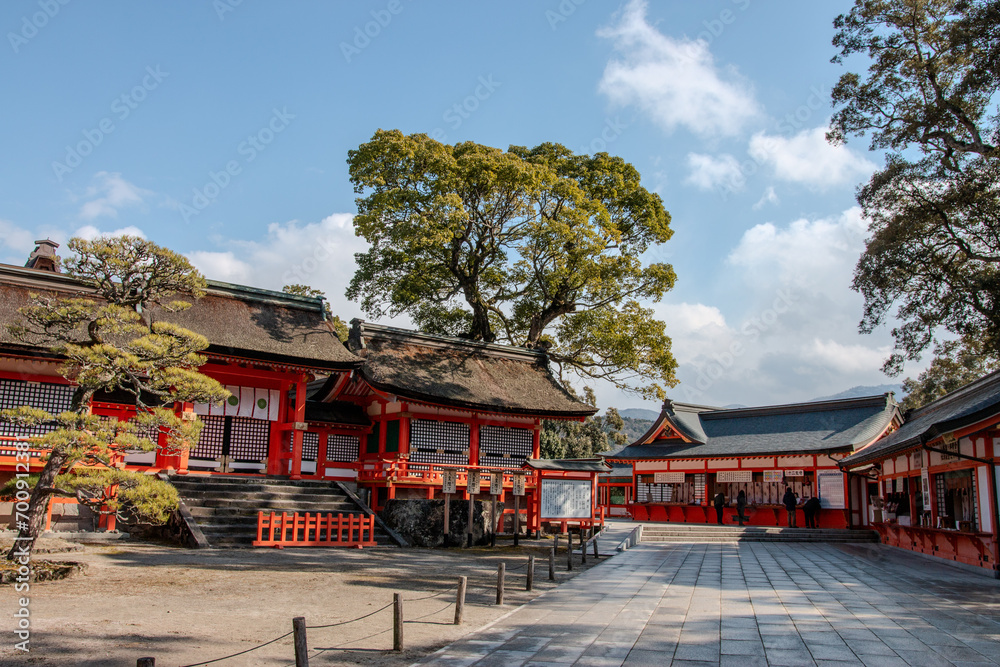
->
xmin=379 ymin=498 xmax=503 ymax=547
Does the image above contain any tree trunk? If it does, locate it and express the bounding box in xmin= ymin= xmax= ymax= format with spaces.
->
xmin=6 ymin=451 xmax=67 ymax=560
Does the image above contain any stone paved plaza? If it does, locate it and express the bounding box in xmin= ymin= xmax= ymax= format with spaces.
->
xmin=415 ymin=540 xmax=1000 ymax=666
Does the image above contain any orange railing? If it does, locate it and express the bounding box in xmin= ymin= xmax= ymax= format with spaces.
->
xmin=356 ymin=459 xmax=533 ymax=487
xmin=253 ymin=511 xmax=377 ymax=548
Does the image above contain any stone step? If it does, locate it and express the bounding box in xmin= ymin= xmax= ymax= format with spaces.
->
xmin=170 ymin=475 xmax=337 ymax=488
xmin=182 ymin=497 xmax=359 ymax=511
xmin=178 ymin=489 xmax=357 ymax=504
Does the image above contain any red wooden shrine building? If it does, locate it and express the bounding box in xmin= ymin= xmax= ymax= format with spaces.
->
xmin=839 ymin=370 xmax=1000 ymax=576
xmin=604 ymin=395 xmax=902 ymax=529
xmin=0 ymin=242 xmax=597 ymax=534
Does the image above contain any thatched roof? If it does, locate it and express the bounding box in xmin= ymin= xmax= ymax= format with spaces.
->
xmin=347 ymin=320 xmax=596 ymax=418
xmin=0 ymin=264 xmax=360 ymax=370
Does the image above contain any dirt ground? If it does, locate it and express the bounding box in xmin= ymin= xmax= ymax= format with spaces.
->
xmin=0 ymin=535 xmax=607 ymax=666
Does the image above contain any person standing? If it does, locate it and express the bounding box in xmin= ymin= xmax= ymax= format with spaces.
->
xmin=736 ymin=489 xmax=748 ymax=526
xmin=783 ymin=487 xmax=798 ymax=528
xmin=713 ymin=491 xmax=726 ymax=525
xmin=803 ymin=496 xmax=822 ymax=529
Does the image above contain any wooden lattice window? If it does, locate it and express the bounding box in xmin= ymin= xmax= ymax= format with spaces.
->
xmin=409 ymin=419 xmax=469 ymax=466
xmin=478 ymin=425 xmax=534 ymax=469
xmin=0 ymin=379 xmax=75 ymax=438
xmin=302 ymin=432 xmax=319 ymax=461
xmin=229 ymin=417 xmax=270 ymax=461
xmin=191 ymin=416 xmax=225 ymax=459
xmin=326 ymin=434 xmax=360 ymax=463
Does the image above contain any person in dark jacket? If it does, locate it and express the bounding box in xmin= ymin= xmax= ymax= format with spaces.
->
xmin=713 ymin=491 xmax=726 ymax=524
xmin=736 ymin=489 xmax=748 ymax=526
xmin=782 ymin=487 xmax=798 ymax=527
xmin=803 ymin=496 xmax=822 ymax=528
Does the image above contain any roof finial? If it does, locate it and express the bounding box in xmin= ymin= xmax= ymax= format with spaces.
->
xmin=25 ymin=239 xmax=60 ymax=273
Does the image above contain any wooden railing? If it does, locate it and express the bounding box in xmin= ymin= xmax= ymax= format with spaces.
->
xmin=253 ymin=511 xmax=377 ymax=548
xmin=357 ymin=459 xmax=532 ymax=488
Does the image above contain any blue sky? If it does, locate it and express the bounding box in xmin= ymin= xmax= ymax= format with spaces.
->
xmin=0 ymin=0 xmax=918 ymax=411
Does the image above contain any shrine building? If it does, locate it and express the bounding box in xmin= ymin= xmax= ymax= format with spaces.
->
xmin=605 ymin=395 xmax=902 ymax=529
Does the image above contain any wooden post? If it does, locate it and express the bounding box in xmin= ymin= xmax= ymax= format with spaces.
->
xmin=513 ymin=494 xmax=520 ymax=547
xmin=467 ymin=492 xmax=474 ymax=548
xmin=454 ymin=576 xmax=467 ymax=625
xmin=548 ymin=547 xmax=555 ymax=581
xmin=581 ymin=531 xmax=587 ymax=564
xmin=490 ymin=495 xmax=497 ymax=548
xmin=393 ymin=593 xmax=403 ymax=652
xmin=443 ymin=493 xmax=450 ymax=545
xmin=293 ymin=616 xmax=308 ymax=667
xmin=566 ymin=536 xmax=573 ymax=571
xmin=496 ymin=562 xmax=505 ymax=605
xmin=593 ymin=538 xmax=599 ymax=559
xmin=137 ymin=659 xmax=155 ymax=667
xmin=526 ymin=555 xmax=535 ymax=591
xmin=553 ymin=534 xmax=559 ymax=554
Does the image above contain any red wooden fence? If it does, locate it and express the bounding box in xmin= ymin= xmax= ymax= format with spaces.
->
xmin=253 ymin=511 xmax=377 ymax=548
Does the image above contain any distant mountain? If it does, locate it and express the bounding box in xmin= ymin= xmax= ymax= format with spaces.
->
xmin=810 ymin=384 xmax=905 ymax=402
xmin=617 ymin=407 xmax=660 ymax=421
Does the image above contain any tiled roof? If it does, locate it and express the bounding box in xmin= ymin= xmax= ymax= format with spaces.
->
xmin=841 ymin=370 xmax=1000 ymax=467
xmin=608 ymin=395 xmax=899 ymax=461
xmin=524 ymin=458 xmax=612 ymax=472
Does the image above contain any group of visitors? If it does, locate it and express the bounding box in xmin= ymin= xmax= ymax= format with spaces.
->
xmin=713 ymin=487 xmax=823 ymax=528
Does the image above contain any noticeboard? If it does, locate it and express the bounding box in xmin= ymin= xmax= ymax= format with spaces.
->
xmin=716 ymin=471 xmax=752 ymax=483
xmin=763 ymin=470 xmax=783 ymax=483
xmin=512 ymin=473 xmax=525 ymax=497
xmin=540 ymin=479 xmax=591 ymax=519
xmin=467 ymin=469 xmax=481 ymax=494
xmin=442 ymin=470 xmax=457 ymax=495
xmin=817 ymin=470 xmax=845 ymax=509
xmin=489 ymin=471 xmax=503 ymax=496
xmin=653 ymin=472 xmax=685 ymax=484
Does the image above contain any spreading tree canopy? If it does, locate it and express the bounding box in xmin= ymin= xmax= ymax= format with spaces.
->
xmin=2 ymin=236 xmax=229 ymax=558
xmin=829 ymin=0 xmax=1000 ymax=374
xmin=346 ymin=130 xmax=678 ymax=400
xmin=899 ymin=335 xmax=1000 ymax=410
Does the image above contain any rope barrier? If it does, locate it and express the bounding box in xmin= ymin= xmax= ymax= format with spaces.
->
xmin=307 ymin=602 xmax=393 ymax=630
xmin=177 ymin=631 xmax=294 ymax=667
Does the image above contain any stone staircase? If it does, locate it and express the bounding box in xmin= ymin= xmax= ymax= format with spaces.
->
xmin=639 ymin=523 xmax=879 ymax=544
xmin=168 ymin=475 xmax=396 ymax=548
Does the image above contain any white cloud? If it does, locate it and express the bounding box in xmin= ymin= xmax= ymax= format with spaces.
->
xmin=748 ymin=126 xmax=876 ymax=189
xmin=0 ymin=219 xmax=36 ymax=259
xmin=186 ymin=213 xmax=383 ymax=324
xmin=752 ymin=186 xmax=779 ymax=210
xmin=684 ymin=153 xmax=744 ymax=191
xmin=597 ymin=0 xmax=760 ymax=137
xmin=74 ymin=225 xmax=146 ymax=241
xmin=78 ymin=172 xmax=151 ymax=220
xmin=809 ymin=339 xmax=891 ymax=375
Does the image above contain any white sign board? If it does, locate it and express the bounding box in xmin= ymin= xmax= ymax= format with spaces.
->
xmin=716 ymin=471 xmax=752 ymax=483
xmin=490 ymin=471 xmax=503 ymax=496
xmin=540 ymin=479 xmax=592 ymax=519
xmin=512 ymin=474 xmax=525 ymax=497
xmin=763 ymin=470 xmax=783 ymax=483
xmin=817 ymin=471 xmax=845 ymax=509
xmin=784 ymin=469 xmax=806 ymax=477
xmin=653 ymin=472 xmax=685 ymax=484
xmin=467 ymin=470 xmax=481 ymax=494
xmin=441 ymin=470 xmax=457 ymax=495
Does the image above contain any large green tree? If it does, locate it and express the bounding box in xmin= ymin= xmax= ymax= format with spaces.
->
xmin=540 ymin=388 xmax=630 ymax=459
xmin=829 ymin=0 xmax=1000 ymax=374
xmin=346 ymin=130 xmax=677 ymax=399
xmin=900 ymin=335 xmax=1000 ymax=410
xmin=2 ymin=237 xmax=229 ymax=559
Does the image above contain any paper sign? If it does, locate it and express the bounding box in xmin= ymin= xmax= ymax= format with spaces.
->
xmin=467 ymin=469 xmax=481 ymax=494
xmin=490 ymin=472 xmax=504 ymax=496
xmin=512 ymin=474 xmax=525 ymax=497
xmin=442 ymin=470 xmax=457 ymax=495
xmin=763 ymin=470 xmax=783 ymax=483
xmin=653 ymin=472 xmax=685 ymax=483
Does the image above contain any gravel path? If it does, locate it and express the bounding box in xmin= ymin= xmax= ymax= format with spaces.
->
xmin=0 ymin=536 xmax=607 ymax=666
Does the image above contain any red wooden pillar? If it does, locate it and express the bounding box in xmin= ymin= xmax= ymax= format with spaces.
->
xmin=267 ymin=382 xmax=290 ymax=476
xmin=316 ymin=432 xmax=328 ymax=480
xmin=290 ymin=376 xmax=307 ymax=480
xmin=469 ymin=415 xmax=480 ymax=469
xmin=532 ymin=421 xmax=541 ymax=459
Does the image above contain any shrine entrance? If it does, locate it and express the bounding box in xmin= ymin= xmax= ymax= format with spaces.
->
xmin=188 ymin=415 xmax=271 ymax=473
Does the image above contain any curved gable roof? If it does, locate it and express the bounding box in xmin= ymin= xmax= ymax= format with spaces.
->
xmin=347 ymin=320 xmax=596 ymax=418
